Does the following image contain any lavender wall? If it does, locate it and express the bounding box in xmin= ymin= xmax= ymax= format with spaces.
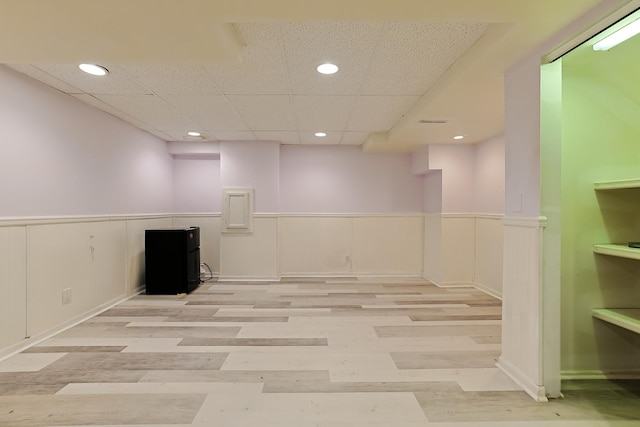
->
xmin=173 ymin=158 xmax=221 ymax=213
xmin=220 ymin=141 xmax=280 ymax=213
xmin=0 ymin=66 xmax=173 ymax=217
xmin=279 ymin=145 xmax=423 ymax=213
xmin=474 ymin=135 xmax=505 ymax=214
xmin=423 ymin=170 xmax=443 ymax=214
xmin=504 ymin=55 xmax=541 ymax=217
xmin=428 ymin=144 xmax=476 ymax=213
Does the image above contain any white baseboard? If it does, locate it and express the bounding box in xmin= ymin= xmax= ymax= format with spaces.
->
xmin=279 ymin=272 xmax=354 ymax=278
xmin=424 ymin=275 xmax=502 ymax=300
xmin=561 ymin=370 xmax=640 ymax=380
xmin=472 ymin=281 xmax=503 ymax=300
xmin=216 ymin=276 xmax=280 ymax=282
xmin=0 ymin=291 xmax=141 ymax=363
xmin=497 ymin=357 xmax=548 ymax=402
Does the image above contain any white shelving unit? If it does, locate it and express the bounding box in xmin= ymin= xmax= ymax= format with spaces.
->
xmin=592 ymin=179 xmax=640 ymax=335
xmin=594 ymin=178 xmax=640 ymax=191
xmin=592 ymin=309 xmax=640 ymax=335
xmin=593 ymin=244 xmax=640 ymax=260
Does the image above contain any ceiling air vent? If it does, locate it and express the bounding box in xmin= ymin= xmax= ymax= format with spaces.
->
xmin=418 ymin=119 xmax=448 ymax=124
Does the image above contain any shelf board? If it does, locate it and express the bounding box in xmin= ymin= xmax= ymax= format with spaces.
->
xmin=593 ymin=244 xmax=640 ymax=260
xmin=592 ymin=308 xmax=640 ymax=335
xmin=594 ymin=178 xmax=640 ymax=190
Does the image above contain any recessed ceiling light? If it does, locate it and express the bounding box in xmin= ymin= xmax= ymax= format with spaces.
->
xmin=316 ymin=63 xmax=339 ymax=75
xmin=314 ymin=132 xmax=327 ymax=137
xmin=79 ymin=63 xmax=109 ymax=76
xmin=453 ymin=135 xmax=464 ymax=140
xmin=187 ymin=131 xmax=202 ymax=137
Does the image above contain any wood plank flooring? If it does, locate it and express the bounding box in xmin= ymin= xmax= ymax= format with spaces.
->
xmin=0 ymin=277 xmax=639 ymax=426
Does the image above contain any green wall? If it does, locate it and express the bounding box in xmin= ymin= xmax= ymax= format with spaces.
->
xmin=549 ymin=34 xmax=640 ymax=375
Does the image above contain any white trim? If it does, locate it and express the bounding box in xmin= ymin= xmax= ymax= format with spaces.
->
xmin=254 ymin=213 xmax=280 ymax=218
xmin=277 ymin=212 xmax=424 ymax=218
xmin=216 ymin=276 xmax=279 ymax=282
xmin=473 ymin=213 xmax=504 ymax=221
xmin=472 ymin=281 xmax=503 ymax=300
xmin=502 ymin=216 xmax=548 ymax=228
xmin=544 ymin=0 xmax=640 ymax=63
xmin=561 ymin=370 xmax=640 ymax=380
xmin=497 ymin=357 xmax=548 ymax=402
xmin=0 ymin=291 xmax=141 ymax=363
xmin=438 ymin=281 xmax=476 ymax=288
xmin=172 ymin=212 xmax=221 ymax=218
xmin=0 ymin=213 xmax=173 ymax=227
xmin=424 ymin=274 xmax=502 ymax=299
xmin=279 ymin=272 xmax=354 ymax=278
xmin=441 ymin=213 xmax=503 ymax=220
xmin=344 ymin=273 xmax=424 ymax=279
xmin=440 ymin=213 xmax=476 ymax=219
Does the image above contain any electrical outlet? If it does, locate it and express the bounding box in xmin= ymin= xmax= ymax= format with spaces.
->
xmin=62 ymin=288 xmax=72 ymax=305
xmin=345 ymin=255 xmax=351 ymax=263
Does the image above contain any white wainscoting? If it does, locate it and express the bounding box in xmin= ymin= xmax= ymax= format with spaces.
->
xmin=423 ymin=213 xmax=442 ymax=284
xmin=424 ymin=214 xmax=503 ymax=296
xmin=279 ymin=216 xmax=352 ymax=275
xmin=441 ymin=215 xmax=475 ymax=286
xmin=352 ymin=216 xmax=423 ymax=276
xmin=0 ymin=214 xmax=173 ymax=360
xmin=0 ymin=226 xmax=27 ymax=351
xmin=474 ymin=215 xmax=504 ymax=298
xmin=220 ymin=215 xmax=278 ymax=280
xmin=279 ymin=214 xmax=423 ymax=277
xmin=497 ymin=216 xmax=550 ymax=402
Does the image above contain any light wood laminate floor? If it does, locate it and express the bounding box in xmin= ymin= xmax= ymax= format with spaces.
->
xmin=1 ymin=278 xmax=639 ymax=426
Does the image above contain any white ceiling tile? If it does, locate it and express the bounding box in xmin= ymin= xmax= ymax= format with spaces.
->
xmin=347 ymin=95 xmax=419 ymax=132
xmin=70 ymin=93 xmax=150 ymax=128
xmin=227 ymin=95 xmax=296 ymax=131
xmin=33 ymin=64 xmax=150 ymax=94
xmin=254 ymin=131 xmax=300 ymax=145
xmin=143 ymin=129 xmax=176 ymax=141
xmin=361 ymin=22 xmax=489 ymax=96
xmin=340 ymin=132 xmax=369 ymax=146
xmin=283 ymin=23 xmax=383 ymax=95
xmin=206 ymin=23 xmax=289 ymax=95
xmin=160 ymin=130 xmax=218 ymax=142
xmin=293 ymin=95 xmax=356 ymax=131
xmin=120 ymin=65 xmax=220 ymax=95
xmin=94 ymin=94 xmax=199 ymax=130
xmin=160 ymin=94 xmax=249 ymax=131
xmin=8 ymin=64 xmax=83 ymax=93
xmin=300 ymin=131 xmax=342 ymax=145
xmin=211 ymin=131 xmax=257 ymax=141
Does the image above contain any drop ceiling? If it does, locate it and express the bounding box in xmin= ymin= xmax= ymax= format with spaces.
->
xmin=0 ymin=0 xmax=619 ymax=152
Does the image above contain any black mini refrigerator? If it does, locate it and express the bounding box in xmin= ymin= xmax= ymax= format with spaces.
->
xmin=145 ymin=227 xmax=200 ymax=294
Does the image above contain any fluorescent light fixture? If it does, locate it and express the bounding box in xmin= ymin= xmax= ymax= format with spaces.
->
xmin=593 ymin=18 xmax=640 ymax=51
xmin=317 ymin=63 xmax=339 ymax=75
xmin=453 ymin=135 xmax=464 ymax=140
xmin=187 ymin=131 xmax=202 ymax=137
xmin=79 ymin=63 xmax=109 ymax=76
xmin=314 ymin=132 xmax=327 ymax=137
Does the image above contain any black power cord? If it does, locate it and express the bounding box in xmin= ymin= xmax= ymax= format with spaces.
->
xmin=199 ymin=262 xmax=216 ymax=282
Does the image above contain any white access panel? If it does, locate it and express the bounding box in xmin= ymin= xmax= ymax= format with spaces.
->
xmin=222 ymin=188 xmax=254 ymax=233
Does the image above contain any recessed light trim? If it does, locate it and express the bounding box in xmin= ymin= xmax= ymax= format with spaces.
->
xmin=453 ymin=135 xmax=464 ymax=140
xmin=187 ymin=131 xmax=202 ymax=137
xmin=316 ymin=63 xmax=339 ymax=75
xmin=314 ymin=132 xmax=327 ymax=137
xmin=79 ymin=63 xmax=109 ymax=76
